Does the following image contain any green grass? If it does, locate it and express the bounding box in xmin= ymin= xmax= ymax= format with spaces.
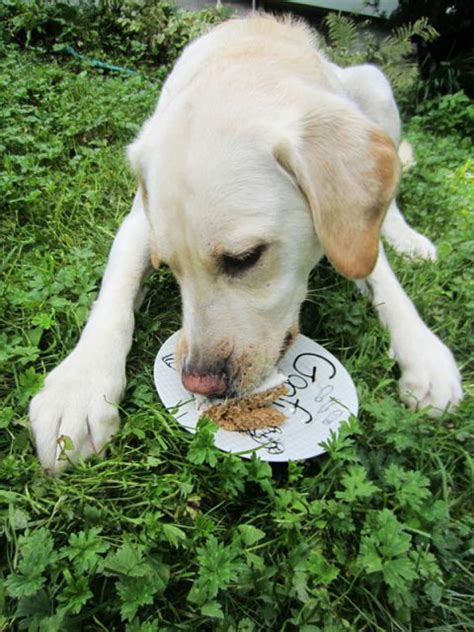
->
xmin=1 ymin=45 xmax=473 ymax=631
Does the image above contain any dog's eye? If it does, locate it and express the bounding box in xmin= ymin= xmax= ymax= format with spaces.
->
xmin=222 ymin=244 xmax=267 ymax=276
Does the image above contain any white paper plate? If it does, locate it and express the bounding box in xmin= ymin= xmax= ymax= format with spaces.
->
xmin=154 ymin=332 xmax=358 ymax=462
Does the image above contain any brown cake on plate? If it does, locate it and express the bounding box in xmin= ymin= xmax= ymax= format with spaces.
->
xmin=198 ymin=373 xmax=288 ymax=431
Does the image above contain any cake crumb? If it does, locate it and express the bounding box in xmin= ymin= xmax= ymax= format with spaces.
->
xmin=202 ymin=383 xmax=288 ymax=431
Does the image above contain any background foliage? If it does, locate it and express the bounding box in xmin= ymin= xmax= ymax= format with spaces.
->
xmin=0 ymin=0 xmax=229 ymax=75
xmin=1 ymin=2 xmax=473 ymax=630
xmin=321 ymin=13 xmax=441 ymax=115
xmin=369 ymin=0 xmax=474 ymax=99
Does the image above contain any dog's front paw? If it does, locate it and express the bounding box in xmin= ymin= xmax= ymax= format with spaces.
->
xmin=385 ymin=225 xmax=437 ymax=261
xmin=30 ymin=348 xmax=125 ymax=474
xmin=395 ymin=331 xmax=463 ymax=417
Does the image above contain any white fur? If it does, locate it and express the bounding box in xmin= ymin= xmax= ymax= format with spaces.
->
xmin=30 ymin=192 xmax=150 ymax=473
xmin=30 ymin=15 xmax=462 ymax=473
xmin=383 ymin=199 xmax=438 ymax=260
xmin=356 ymin=247 xmax=462 ymax=414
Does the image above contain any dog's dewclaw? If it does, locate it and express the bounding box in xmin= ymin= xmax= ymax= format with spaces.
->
xmin=202 ymin=383 xmax=288 ymax=431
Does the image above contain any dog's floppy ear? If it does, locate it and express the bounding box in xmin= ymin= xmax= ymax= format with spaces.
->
xmin=274 ymin=91 xmax=400 ymax=279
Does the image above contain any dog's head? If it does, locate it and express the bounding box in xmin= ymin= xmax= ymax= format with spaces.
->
xmin=128 ymin=83 xmax=399 ymax=397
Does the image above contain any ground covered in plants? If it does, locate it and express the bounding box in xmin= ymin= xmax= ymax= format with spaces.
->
xmin=1 ymin=2 xmax=473 ymax=630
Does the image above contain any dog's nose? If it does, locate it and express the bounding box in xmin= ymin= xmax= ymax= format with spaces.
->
xmin=181 ymin=366 xmax=227 ymax=396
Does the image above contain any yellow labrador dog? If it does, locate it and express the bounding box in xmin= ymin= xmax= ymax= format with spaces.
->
xmin=30 ymin=15 xmax=462 ymax=473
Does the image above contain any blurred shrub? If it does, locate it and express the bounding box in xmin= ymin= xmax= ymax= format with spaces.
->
xmin=0 ymin=0 xmax=229 ymax=72
xmin=390 ymin=1 xmax=474 ymax=99
xmin=2 ymin=1 xmax=471 ymax=118
xmin=322 ymin=13 xmax=438 ymax=114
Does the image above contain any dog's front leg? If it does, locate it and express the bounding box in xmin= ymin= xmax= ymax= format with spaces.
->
xmin=30 ymin=191 xmax=151 ymax=474
xmin=357 ymin=245 xmax=463 ymax=415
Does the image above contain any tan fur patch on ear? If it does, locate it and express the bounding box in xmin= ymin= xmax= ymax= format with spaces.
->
xmin=334 ymin=234 xmax=380 ymax=280
xmin=274 ymin=89 xmax=401 ymax=281
xmin=369 ymin=129 xmax=400 ymax=213
xmin=334 ymin=130 xmax=400 ymax=279
xmin=334 ymin=132 xmax=399 ymax=279
xmin=321 ymin=128 xmax=400 ymax=280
